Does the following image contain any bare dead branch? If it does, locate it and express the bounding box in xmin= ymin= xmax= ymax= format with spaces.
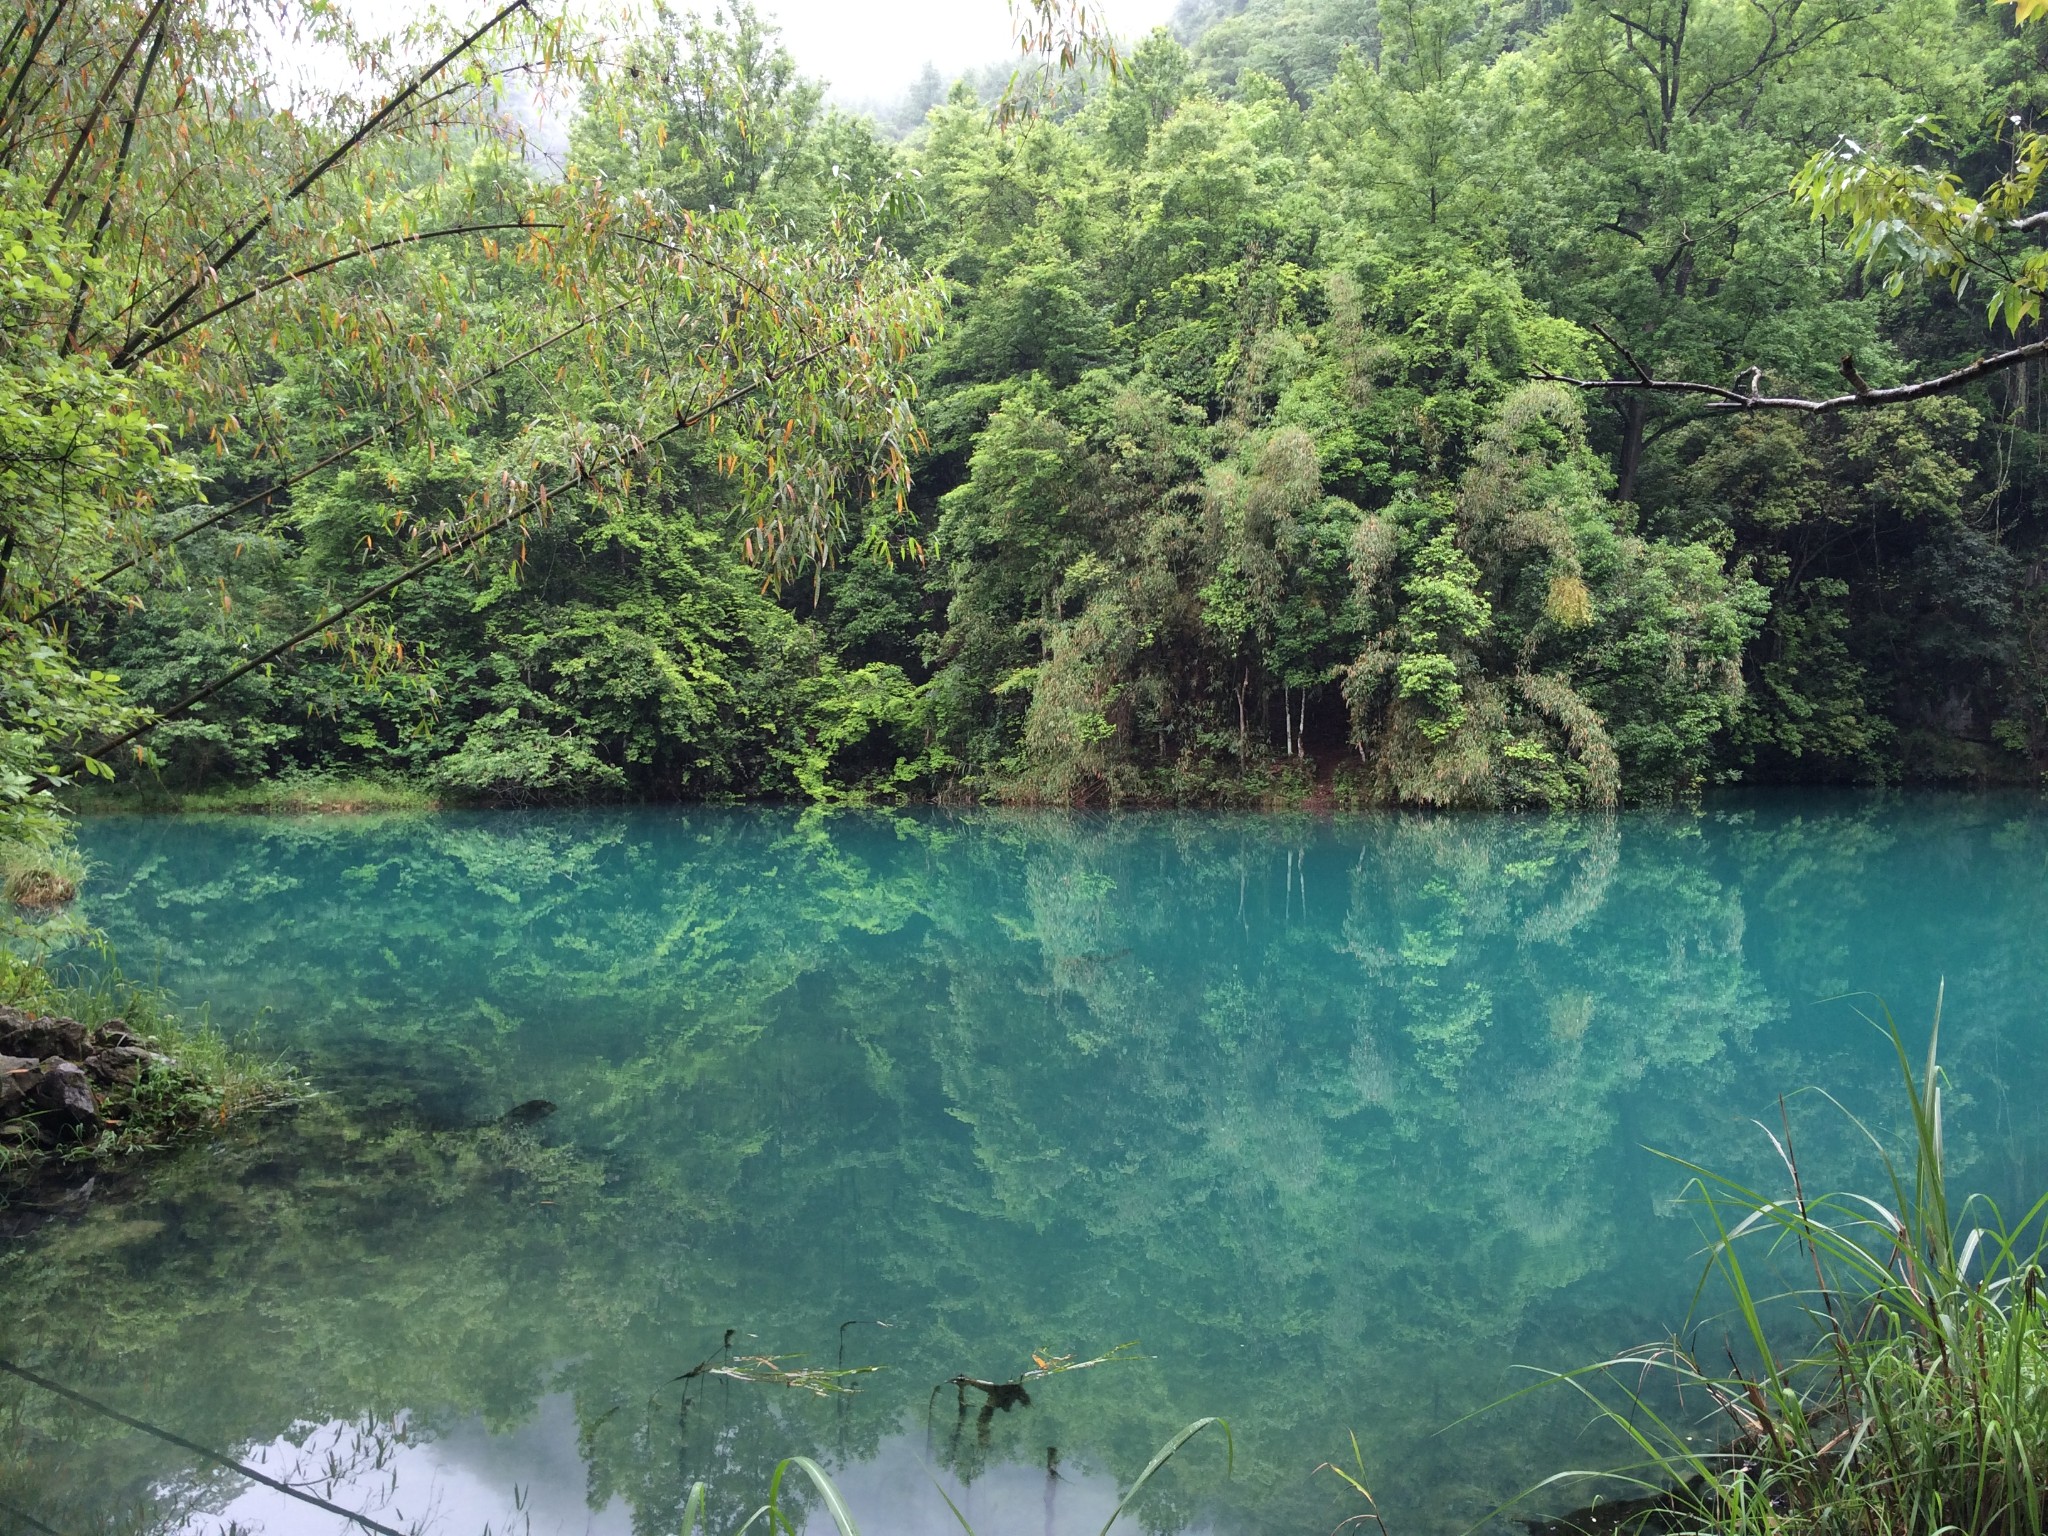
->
xmin=1534 ymin=334 xmax=2048 ymax=413
xmin=1585 ymin=319 xmax=1654 ymax=384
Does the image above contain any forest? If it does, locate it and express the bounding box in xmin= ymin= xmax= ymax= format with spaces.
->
xmin=7 ymin=0 xmax=2048 ymax=837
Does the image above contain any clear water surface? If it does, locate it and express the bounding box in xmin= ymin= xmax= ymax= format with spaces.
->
xmin=3 ymin=794 xmax=2047 ymax=1536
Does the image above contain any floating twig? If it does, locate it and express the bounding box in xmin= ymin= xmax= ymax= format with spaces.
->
xmin=1023 ymin=1340 xmax=1143 ymax=1380
xmin=708 ymin=1355 xmax=882 ymax=1397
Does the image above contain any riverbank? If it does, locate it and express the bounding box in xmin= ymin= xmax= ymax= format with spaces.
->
xmin=64 ymin=776 xmax=443 ymax=816
xmin=64 ymin=758 xmax=1376 ymax=816
xmin=0 ymin=948 xmax=293 ymax=1181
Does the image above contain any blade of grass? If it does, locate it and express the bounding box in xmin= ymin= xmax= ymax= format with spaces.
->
xmin=767 ymin=1456 xmax=860 ymax=1536
xmin=924 ymin=1471 xmax=978 ymax=1535
xmin=1496 ymin=993 xmax=2048 ymax=1536
xmin=1098 ymin=1417 xmax=1231 ymax=1536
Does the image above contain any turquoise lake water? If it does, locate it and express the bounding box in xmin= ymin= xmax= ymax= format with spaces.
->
xmin=2 ymin=794 xmax=2046 ymax=1536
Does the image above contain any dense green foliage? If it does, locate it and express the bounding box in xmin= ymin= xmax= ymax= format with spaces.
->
xmin=0 ymin=0 xmax=939 ymax=844
xmin=19 ymin=0 xmax=2048 ymax=809
xmin=0 ymin=186 xmax=179 ymax=841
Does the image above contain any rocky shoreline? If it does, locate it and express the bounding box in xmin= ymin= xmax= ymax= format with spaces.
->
xmin=0 ymin=1006 xmax=179 ymax=1153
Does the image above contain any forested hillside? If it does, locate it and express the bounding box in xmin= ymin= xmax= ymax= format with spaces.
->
xmin=43 ymin=0 xmax=2048 ymax=807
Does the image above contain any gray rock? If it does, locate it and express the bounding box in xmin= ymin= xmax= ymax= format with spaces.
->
xmin=85 ymin=1047 xmax=156 ymax=1087
xmin=0 ymin=1058 xmax=36 ymax=1118
xmin=0 ymin=1008 xmax=87 ymax=1061
xmin=32 ymin=1060 xmax=99 ymax=1134
xmin=89 ymin=1021 xmax=138 ymax=1051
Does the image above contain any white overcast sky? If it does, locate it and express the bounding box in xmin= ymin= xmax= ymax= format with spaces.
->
xmin=288 ymin=0 xmax=1182 ymax=121
xmin=348 ymin=0 xmax=1181 ymax=97
xmin=762 ymin=0 xmax=1180 ymax=101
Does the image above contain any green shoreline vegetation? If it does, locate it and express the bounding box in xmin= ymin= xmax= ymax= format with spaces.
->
xmin=14 ymin=0 xmax=2048 ymax=835
xmin=63 ymin=775 xmax=446 ymax=818
xmin=1513 ymin=1005 xmax=2048 ymax=1536
xmin=61 ymin=760 xmax=1360 ymax=813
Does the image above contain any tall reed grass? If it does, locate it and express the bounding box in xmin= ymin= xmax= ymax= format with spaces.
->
xmin=680 ymin=1418 xmax=1230 ymax=1536
xmin=1526 ymin=988 xmax=2048 ymax=1536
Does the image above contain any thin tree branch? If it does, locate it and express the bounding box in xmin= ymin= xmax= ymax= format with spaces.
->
xmin=121 ymin=218 xmax=554 ymax=365
xmin=63 ymin=0 xmax=169 ymax=351
xmin=0 ymin=0 xmax=71 ymax=152
xmin=1585 ymin=318 xmax=1654 ymax=383
xmin=0 ymin=1359 xmax=407 ymax=1536
xmin=109 ymin=0 xmax=531 ymax=370
xmin=0 ymin=11 xmax=34 ymax=107
xmin=37 ymin=0 xmax=170 ymax=209
xmin=0 ymin=1495 xmax=63 ymax=1536
xmin=28 ymin=299 xmax=632 ymax=624
xmin=1534 ymin=336 xmax=2048 ymax=412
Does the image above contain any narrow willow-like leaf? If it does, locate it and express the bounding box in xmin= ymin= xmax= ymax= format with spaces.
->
xmin=767 ymin=1455 xmax=860 ymax=1536
xmin=1098 ymin=1417 xmax=1232 ymax=1536
xmin=924 ymin=1472 xmax=978 ymax=1536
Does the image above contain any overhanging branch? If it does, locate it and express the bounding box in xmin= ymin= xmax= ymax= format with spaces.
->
xmin=28 ymin=298 xmax=633 ymax=624
xmin=107 ymin=0 xmax=533 ymax=371
xmin=120 ymin=219 xmax=557 ymax=365
xmin=1535 ymin=337 xmax=2048 ymax=413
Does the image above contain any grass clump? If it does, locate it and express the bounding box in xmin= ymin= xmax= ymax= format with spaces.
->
xmin=0 ymin=948 xmax=295 ymax=1177
xmin=0 ymin=835 xmax=292 ymax=1176
xmin=0 ymin=841 xmax=83 ymax=909
xmin=1528 ymin=989 xmax=2048 ymax=1536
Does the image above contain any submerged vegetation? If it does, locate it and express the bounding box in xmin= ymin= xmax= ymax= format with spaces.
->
xmin=0 ymin=800 xmax=2032 ymax=1534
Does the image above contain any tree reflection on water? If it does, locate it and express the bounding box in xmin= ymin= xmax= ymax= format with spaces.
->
xmin=4 ymin=795 xmax=2045 ymax=1536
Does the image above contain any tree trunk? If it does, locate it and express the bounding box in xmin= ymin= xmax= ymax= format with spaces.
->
xmin=1237 ymin=669 xmax=1249 ymax=767
xmin=1617 ymin=396 xmax=1646 ymax=505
